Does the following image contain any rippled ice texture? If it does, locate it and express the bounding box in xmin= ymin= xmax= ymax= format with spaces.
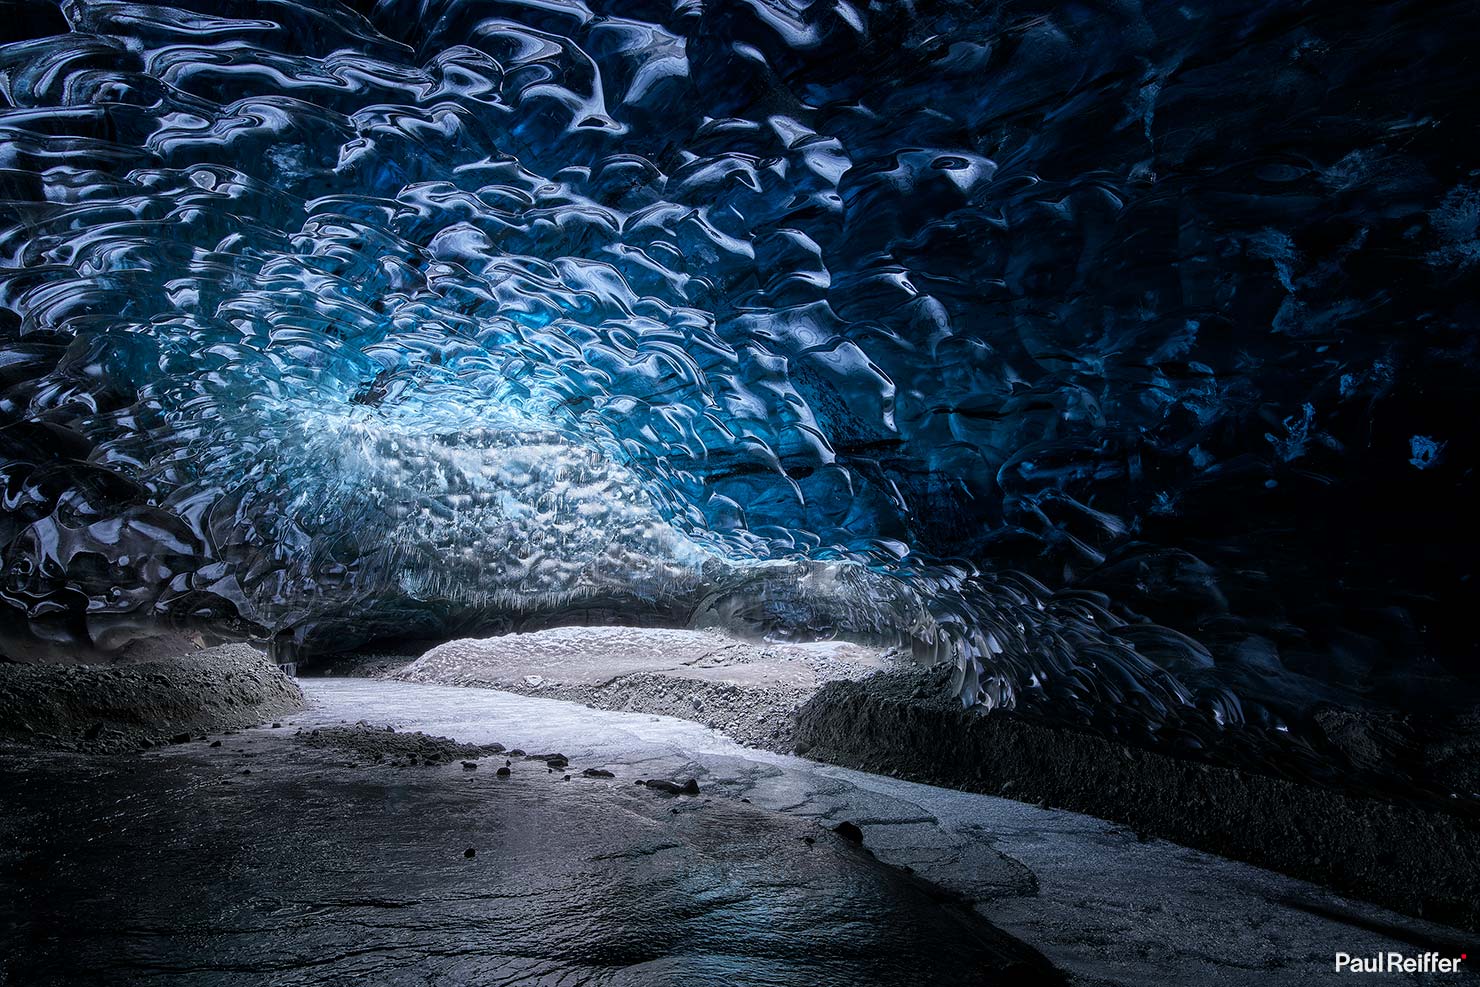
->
xmin=2 ymin=0 xmax=1478 ymax=756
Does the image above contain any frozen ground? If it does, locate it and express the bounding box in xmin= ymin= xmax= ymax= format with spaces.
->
xmin=2 ymin=674 xmax=1473 ymax=985
xmin=306 ymin=679 xmax=1470 ymax=985
xmin=377 ymin=628 xmax=1480 ymax=931
xmin=0 ymin=678 xmax=1055 ymax=987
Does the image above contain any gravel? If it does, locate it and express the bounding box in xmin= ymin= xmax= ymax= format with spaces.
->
xmin=298 ymin=724 xmax=507 ymax=765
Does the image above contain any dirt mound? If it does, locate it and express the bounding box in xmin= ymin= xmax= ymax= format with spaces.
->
xmin=0 ymin=644 xmax=303 ymax=753
xmin=793 ymin=669 xmax=1480 ymax=932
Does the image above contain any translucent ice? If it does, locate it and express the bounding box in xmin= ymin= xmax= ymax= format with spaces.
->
xmin=2 ymin=0 xmax=1478 ymax=775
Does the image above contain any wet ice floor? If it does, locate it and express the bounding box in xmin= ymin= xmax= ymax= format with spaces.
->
xmin=304 ymin=679 xmax=1477 ymax=986
xmin=0 ymin=695 xmax=1049 ymax=987
xmin=2 ymin=679 xmax=1474 ymax=986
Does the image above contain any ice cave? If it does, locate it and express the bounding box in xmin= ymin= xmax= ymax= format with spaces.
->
xmin=1 ymin=0 xmax=1477 ymax=983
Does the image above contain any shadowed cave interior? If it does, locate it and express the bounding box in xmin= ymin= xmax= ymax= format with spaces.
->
xmin=1 ymin=0 xmax=1479 ymax=984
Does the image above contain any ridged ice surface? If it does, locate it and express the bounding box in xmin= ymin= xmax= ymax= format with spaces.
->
xmin=2 ymin=0 xmax=1478 ymax=776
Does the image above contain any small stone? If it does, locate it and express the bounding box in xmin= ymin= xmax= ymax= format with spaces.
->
xmin=496 ymin=766 xmax=511 ymax=777
xmin=464 ymin=847 xmax=476 ymax=859
xmin=581 ymin=768 xmax=615 ymax=778
xmin=170 ymin=732 xmax=192 ymax=745
xmin=271 ymin=723 xmax=282 ymax=729
xmin=209 ymin=740 xmax=222 ymax=748
xmin=562 ymin=775 xmax=571 ymax=781
xmin=832 ymin=821 xmax=864 ymax=844
xmin=461 ymin=761 xmax=477 ymax=770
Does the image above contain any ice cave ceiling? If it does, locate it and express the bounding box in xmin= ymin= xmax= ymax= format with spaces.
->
xmin=1 ymin=0 xmax=1478 ymax=752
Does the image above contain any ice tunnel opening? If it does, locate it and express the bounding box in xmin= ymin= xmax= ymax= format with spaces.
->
xmin=9 ymin=2 xmax=1480 ymax=977
xmin=1 ymin=0 xmax=1479 ymax=824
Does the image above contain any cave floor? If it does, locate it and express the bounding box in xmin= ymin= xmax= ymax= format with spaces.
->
xmin=2 ymin=678 xmax=1473 ymax=986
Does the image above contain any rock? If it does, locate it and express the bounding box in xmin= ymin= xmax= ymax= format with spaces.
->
xmin=271 ymin=722 xmax=282 ymax=729
xmin=508 ymin=748 xmax=526 ymax=756
xmin=582 ymin=768 xmax=615 ymax=778
xmin=832 ymin=821 xmax=864 ymax=844
xmin=463 ymin=847 xmax=476 ymax=859
xmin=643 ymin=778 xmax=700 ymax=796
xmin=209 ymin=740 xmax=222 ymax=748
xmin=170 ymin=732 xmax=192 ymax=745
xmin=496 ymin=766 xmax=511 ymax=777
xmin=461 ymin=761 xmax=477 ymax=770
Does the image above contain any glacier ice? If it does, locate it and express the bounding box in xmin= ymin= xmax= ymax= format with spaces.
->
xmin=1 ymin=0 xmax=1478 ymax=782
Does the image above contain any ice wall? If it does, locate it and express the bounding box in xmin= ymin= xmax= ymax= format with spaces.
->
xmin=2 ymin=0 xmax=1477 ymax=763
